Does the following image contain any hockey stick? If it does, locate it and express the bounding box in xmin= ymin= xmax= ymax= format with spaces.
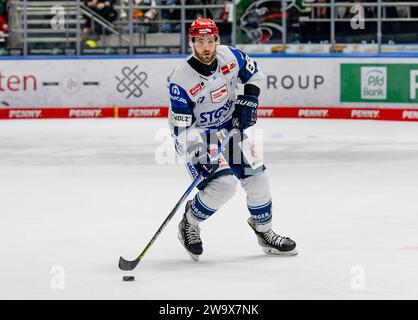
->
xmin=118 ymin=128 xmax=239 ymax=271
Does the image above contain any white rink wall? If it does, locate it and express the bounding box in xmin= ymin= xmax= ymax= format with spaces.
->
xmin=0 ymin=55 xmax=418 ymax=119
xmin=0 ymin=54 xmax=418 ymax=121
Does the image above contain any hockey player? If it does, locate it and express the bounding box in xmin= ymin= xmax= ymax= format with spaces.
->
xmin=168 ymin=18 xmax=297 ymax=261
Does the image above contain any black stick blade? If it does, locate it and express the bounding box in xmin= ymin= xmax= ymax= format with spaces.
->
xmin=119 ymin=256 xmax=140 ymax=271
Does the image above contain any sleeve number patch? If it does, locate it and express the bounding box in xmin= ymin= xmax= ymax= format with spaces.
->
xmin=245 ymin=55 xmax=256 ymax=74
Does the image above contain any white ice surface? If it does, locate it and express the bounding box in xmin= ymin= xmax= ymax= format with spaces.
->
xmin=0 ymin=118 xmax=418 ymax=300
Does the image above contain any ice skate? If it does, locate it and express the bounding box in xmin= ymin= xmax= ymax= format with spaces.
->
xmin=178 ymin=200 xmax=203 ymax=261
xmin=247 ymin=218 xmax=298 ymax=256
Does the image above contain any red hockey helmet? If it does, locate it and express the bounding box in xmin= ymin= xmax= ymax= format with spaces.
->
xmin=188 ymin=18 xmax=219 ymax=39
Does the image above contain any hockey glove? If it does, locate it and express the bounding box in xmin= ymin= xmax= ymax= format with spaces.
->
xmin=189 ymin=143 xmax=219 ymax=177
xmin=232 ymin=95 xmax=259 ymax=130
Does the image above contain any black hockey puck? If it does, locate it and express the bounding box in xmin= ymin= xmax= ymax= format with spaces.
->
xmin=123 ymin=276 xmax=135 ymax=281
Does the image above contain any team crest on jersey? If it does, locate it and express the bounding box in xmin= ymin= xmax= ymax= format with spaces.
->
xmin=210 ymin=84 xmax=228 ymax=103
xmin=229 ymin=61 xmax=237 ymax=71
xmin=189 ymin=83 xmax=202 ymax=97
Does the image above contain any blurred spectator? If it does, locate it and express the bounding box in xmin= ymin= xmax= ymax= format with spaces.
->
xmin=0 ymin=13 xmax=7 ymax=33
xmin=186 ymin=0 xmax=204 ymax=21
xmin=396 ymin=3 xmax=409 ymax=19
xmin=86 ymin=0 xmax=117 ymax=23
xmin=200 ymin=0 xmax=224 ymax=20
xmin=0 ymin=0 xmax=8 ymax=47
xmin=82 ymin=0 xmax=117 ymax=39
xmin=410 ymin=1 xmax=418 ymax=18
xmin=96 ymin=0 xmax=118 ymax=23
xmin=0 ymin=0 xmax=8 ymax=15
xmin=82 ymin=0 xmax=96 ymax=40
xmin=362 ymin=0 xmax=376 ymax=18
xmin=315 ymin=0 xmax=329 ymax=41
xmin=121 ymin=0 xmax=158 ymax=34
xmin=85 ymin=0 xmax=98 ymax=10
xmin=157 ymin=0 xmax=180 ymax=33
xmin=316 ymin=0 xmax=329 ymax=19
xmin=336 ymin=0 xmax=347 ymax=18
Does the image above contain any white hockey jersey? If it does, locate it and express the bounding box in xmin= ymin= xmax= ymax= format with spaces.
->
xmin=168 ymin=45 xmax=264 ymax=167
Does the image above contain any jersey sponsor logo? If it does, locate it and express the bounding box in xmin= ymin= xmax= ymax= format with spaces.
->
xmin=187 ymin=161 xmax=199 ymax=178
xmin=199 ymin=99 xmax=233 ymax=125
xmin=189 ymin=83 xmax=202 ymax=97
xmin=220 ymin=62 xmax=237 ymax=75
xmin=402 ymin=111 xmax=418 ymax=119
xmin=171 ymin=84 xmax=189 ymax=104
xmin=351 ymin=110 xmax=380 ymax=119
xmin=170 ymin=95 xmax=188 ymax=104
xmin=171 ymin=84 xmax=180 ymax=96
xmin=210 ymin=84 xmax=228 ymax=103
xmin=171 ymin=113 xmax=192 ymax=127
xmin=221 ymin=65 xmax=230 ymax=75
xmin=298 ymin=109 xmax=329 ymax=118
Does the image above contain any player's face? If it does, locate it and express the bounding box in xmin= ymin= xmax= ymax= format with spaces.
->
xmin=193 ymin=35 xmax=217 ymax=64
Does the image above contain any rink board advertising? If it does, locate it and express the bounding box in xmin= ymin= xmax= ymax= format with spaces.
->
xmin=0 ymin=57 xmax=418 ymax=121
xmin=341 ymin=64 xmax=418 ymax=103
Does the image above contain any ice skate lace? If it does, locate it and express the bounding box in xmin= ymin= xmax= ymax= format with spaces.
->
xmin=185 ymin=223 xmax=201 ymax=245
xmin=264 ymin=230 xmax=287 ymax=247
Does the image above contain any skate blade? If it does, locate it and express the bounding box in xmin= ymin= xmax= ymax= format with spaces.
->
xmin=262 ymin=247 xmax=299 ymax=256
xmin=177 ymin=233 xmax=200 ymax=262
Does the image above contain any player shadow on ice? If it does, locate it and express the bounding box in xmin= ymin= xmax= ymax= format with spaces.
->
xmin=142 ymin=253 xmax=298 ymax=272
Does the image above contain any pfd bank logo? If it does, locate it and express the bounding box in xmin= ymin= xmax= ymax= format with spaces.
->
xmin=361 ymin=67 xmax=387 ymax=100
